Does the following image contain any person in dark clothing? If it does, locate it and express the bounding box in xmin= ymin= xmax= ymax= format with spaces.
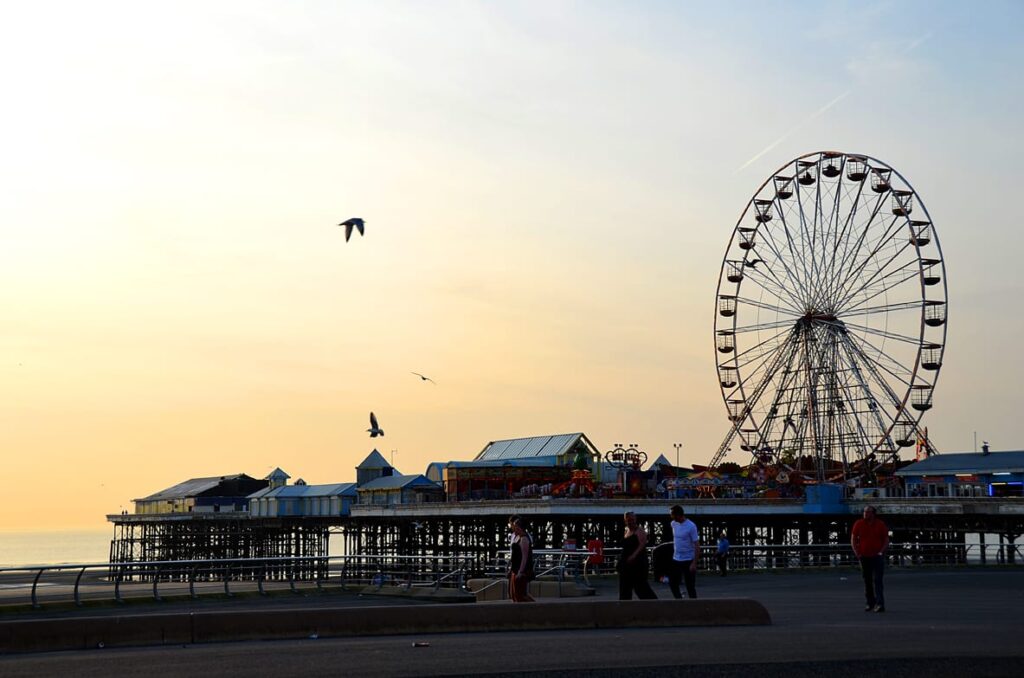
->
xmin=618 ymin=511 xmax=657 ymax=600
xmin=508 ymin=516 xmax=535 ymax=602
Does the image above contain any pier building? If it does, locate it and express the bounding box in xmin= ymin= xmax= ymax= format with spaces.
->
xmin=897 ymin=447 xmax=1024 ymax=498
xmin=108 ymin=435 xmax=1023 ymax=575
xmin=131 ymin=473 xmax=268 ymax=515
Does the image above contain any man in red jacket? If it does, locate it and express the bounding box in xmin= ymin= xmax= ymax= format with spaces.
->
xmin=851 ymin=505 xmax=890 ymax=612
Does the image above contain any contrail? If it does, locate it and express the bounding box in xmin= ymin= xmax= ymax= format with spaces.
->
xmin=733 ymin=91 xmax=851 ymax=175
xmin=734 ymin=31 xmax=933 ymax=175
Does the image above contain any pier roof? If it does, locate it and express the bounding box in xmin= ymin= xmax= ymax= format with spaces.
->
xmin=358 ymin=449 xmax=393 ymax=469
xmin=134 ymin=474 xmax=261 ymax=502
xmin=896 ymin=450 xmax=1024 ymax=475
xmin=475 ymin=433 xmax=598 ymax=462
xmin=248 ymin=482 xmax=357 ymax=499
xmin=357 ymin=474 xmax=439 ymax=491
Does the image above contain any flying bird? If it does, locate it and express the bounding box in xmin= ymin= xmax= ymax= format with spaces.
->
xmin=411 ymin=372 xmax=436 ymax=385
xmin=338 ymin=217 xmax=365 ymax=242
xmin=367 ymin=411 xmax=384 ymax=438
xmin=744 ymin=259 xmax=764 ymax=269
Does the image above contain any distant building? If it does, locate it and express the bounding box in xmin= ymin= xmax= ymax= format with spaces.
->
xmin=133 ymin=474 xmax=268 ymax=515
xmin=896 ymin=449 xmax=1024 ymax=497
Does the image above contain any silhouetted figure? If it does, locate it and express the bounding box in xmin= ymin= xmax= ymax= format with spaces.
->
xmin=618 ymin=512 xmax=657 ymax=600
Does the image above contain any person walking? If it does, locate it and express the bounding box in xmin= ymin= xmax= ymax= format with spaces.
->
xmin=851 ymin=505 xmax=889 ymax=612
xmin=716 ymin=530 xmax=730 ymax=577
xmin=668 ymin=505 xmax=699 ymax=599
xmin=618 ymin=512 xmax=657 ymax=600
xmin=508 ymin=516 xmax=535 ymax=602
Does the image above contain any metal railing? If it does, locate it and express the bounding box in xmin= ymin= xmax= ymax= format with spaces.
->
xmin=0 ymin=554 xmax=474 ymax=610
xmin=2 ymin=541 xmax=1019 ymax=609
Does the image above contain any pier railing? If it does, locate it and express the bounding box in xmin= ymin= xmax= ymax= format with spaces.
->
xmin=2 ymin=540 xmax=1019 ymax=610
xmin=0 ymin=554 xmax=474 ymax=610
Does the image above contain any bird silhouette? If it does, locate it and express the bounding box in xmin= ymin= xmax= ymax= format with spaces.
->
xmin=744 ymin=259 xmax=764 ymax=268
xmin=338 ymin=217 xmax=365 ymax=242
xmin=367 ymin=411 xmax=384 ymax=437
xmin=411 ymin=372 xmax=436 ymax=385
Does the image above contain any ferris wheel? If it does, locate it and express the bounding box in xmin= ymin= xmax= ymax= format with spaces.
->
xmin=711 ymin=151 xmax=947 ymax=480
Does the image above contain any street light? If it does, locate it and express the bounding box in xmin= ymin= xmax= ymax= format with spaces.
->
xmin=673 ymin=442 xmax=682 ymax=469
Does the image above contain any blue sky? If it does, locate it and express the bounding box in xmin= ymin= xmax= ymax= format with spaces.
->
xmin=1 ymin=1 xmax=1022 ymax=527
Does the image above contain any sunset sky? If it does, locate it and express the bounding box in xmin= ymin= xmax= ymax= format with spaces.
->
xmin=2 ymin=1 xmax=1023 ymax=531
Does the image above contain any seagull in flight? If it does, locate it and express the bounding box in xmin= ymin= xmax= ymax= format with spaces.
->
xmin=744 ymin=258 xmax=764 ymax=269
xmin=338 ymin=217 xmax=365 ymax=242
xmin=411 ymin=372 xmax=436 ymax=385
xmin=367 ymin=411 xmax=384 ymax=438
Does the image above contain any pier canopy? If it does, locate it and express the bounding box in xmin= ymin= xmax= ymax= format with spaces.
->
xmin=132 ymin=474 xmax=268 ymax=515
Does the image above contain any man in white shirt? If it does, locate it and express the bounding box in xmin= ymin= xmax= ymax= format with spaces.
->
xmin=669 ymin=504 xmax=699 ymax=598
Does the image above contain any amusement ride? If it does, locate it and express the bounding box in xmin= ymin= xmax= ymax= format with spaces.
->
xmin=710 ymin=151 xmax=948 ymax=485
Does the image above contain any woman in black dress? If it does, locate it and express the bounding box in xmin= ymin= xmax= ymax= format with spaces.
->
xmin=619 ymin=511 xmax=657 ymax=600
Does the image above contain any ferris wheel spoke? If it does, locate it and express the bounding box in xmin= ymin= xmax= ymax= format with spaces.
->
xmin=839 ymin=333 xmax=913 ymax=417
xmin=731 ymin=324 xmax=794 ymax=365
xmin=758 ymin=216 xmax=813 ymax=305
xmin=834 ymin=214 xmax=906 ymax=305
xmin=837 ymin=299 xmax=922 ymax=318
xmin=830 ymin=193 xmax=890 ymax=302
xmin=778 ymin=187 xmax=818 ymax=301
xmin=843 ymin=329 xmax=917 ymax=383
xmin=843 ymin=331 xmax=916 ymax=392
xmin=838 ymin=319 xmax=921 ymax=347
xmin=835 ymin=335 xmax=896 ymax=433
xmin=835 ymin=239 xmax=917 ymax=312
xmin=735 ymin=294 xmax=803 ymax=316
xmin=824 ymin=177 xmax=870 ymax=306
xmin=733 ymin=318 xmax=801 ymax=334
xmin=739 ymin=258 xmax=807 ymax=312
xmin=838 ymin=266 xmax=921 ymax=315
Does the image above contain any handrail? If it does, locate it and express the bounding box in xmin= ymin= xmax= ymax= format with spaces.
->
xmin=3 ymin=543 xmax=1020 ymax=610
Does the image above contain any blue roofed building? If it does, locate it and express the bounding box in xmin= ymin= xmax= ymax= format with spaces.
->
xmin=356 ymin=473 xmax=444 ymax=505
xmin=896 ymin=446 xmax=1024 ymax=498
xmin=248 ymin=479 xmax=358 ymax=517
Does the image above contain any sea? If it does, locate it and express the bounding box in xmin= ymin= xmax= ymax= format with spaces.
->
xmin=0 ymin=530 xmax=350 ymax=568
xmin=0 ymin=530 xmax=112 ymax=568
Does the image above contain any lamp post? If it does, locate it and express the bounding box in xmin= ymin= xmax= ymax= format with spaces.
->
xmin=673 ymin=442 xmax=682 ymax=470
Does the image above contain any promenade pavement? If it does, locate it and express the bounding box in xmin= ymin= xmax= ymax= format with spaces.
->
xmin=1 ymin=569 xmax=1022 ymax=676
